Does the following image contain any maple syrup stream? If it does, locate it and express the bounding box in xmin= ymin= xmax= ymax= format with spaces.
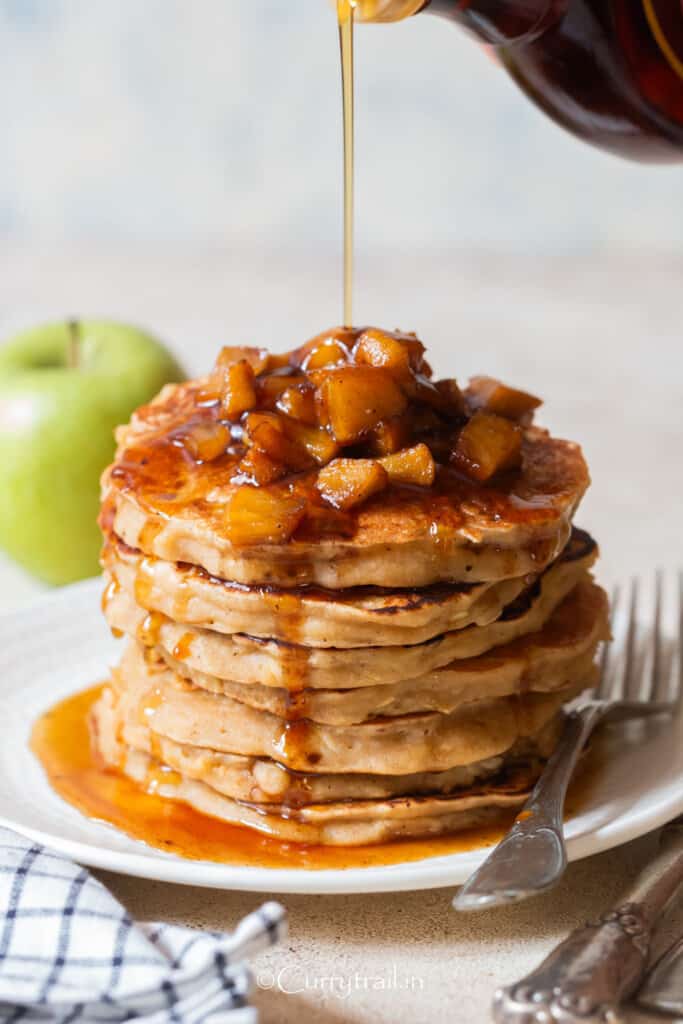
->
xmin=338 ymin=0 xmax=355 ymax=327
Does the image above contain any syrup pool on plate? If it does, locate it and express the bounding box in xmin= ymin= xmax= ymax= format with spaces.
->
xmin=30 ymin=684 xmax=599 ymax=871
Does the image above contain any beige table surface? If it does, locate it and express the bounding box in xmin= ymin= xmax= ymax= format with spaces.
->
xmin=0 ymin=244 xmax=681 ymax=1022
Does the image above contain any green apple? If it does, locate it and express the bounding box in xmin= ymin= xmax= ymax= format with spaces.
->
xmin=0 ymin=320 xmax=185 ymax=585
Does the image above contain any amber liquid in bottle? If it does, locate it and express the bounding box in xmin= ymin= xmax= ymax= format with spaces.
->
xmin=376 ymin=0 xmax=683 ymax=161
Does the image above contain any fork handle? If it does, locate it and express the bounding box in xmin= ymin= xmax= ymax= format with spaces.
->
xmin=453 ymin=706 xmax=606 ymax=911
xmin=492 ymin=822 xmax=683 ymax=1024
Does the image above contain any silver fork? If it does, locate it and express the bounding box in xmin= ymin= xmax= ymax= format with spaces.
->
xmin=453 ymin=571 xmax=682 ymax=912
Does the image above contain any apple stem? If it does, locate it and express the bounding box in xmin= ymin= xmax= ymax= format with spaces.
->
xmin=67 ymin=320 xmax=81 ymax=370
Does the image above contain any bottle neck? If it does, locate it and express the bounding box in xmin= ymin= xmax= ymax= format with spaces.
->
xmin=356 ymin=0 xmax=566 ymax=44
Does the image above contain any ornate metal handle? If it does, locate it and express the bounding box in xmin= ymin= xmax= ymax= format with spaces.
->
xmin=492 ymin=904 xmax=650 ymax=1023
xmin=454 ymin=706 xmax=605 ymax=911
xmin=492 ymin=820 xmax=683 ymax=1023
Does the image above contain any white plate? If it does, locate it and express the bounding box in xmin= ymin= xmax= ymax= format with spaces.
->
xmin=0 ymin=577 xmax=681 ymax=894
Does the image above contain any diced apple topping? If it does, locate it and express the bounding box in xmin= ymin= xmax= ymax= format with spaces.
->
xmin=243 ymin=411 xmax=313 ymax=471
xmin=224 ymin=487 xmax=306 ymax=545
xmin=466 ymin=376 xmax=541 ymax=422
xmin=379 ymin=443 xmax=435 ymax=487
xmin=354 ymin=329 xmax=412 ymax=382
xmin=179 ymin=421 xmax=230 ymax=462
xmin=276 ymin=384 xmax=318 ymax=424
xmin=214 ymin=360 xmax=257 ymax=420
xmin=435 ymin=378 xmax=466 ymax=419
xmin=367 ymin=417 xmax=411 ymax=456
xmin=354 ymin=327 xmax=428 ymax=376
xmin=255 ymin=373 xmax=307 ymax=408
xmin=284 ymin=420 xmax=340 ymax=465
xmin=315 ymin=366 xmax=407 ymax=443
xmin=316 ymin=458 xmax=388 ymax=510
xmin=404 ymin=374 xmax=460 ymax=418
xmin=215 ymin=345 xmax=270 ymax=375
xmin=177 ymin=326 xmax=540 ymax=539
xmin=302 ymin=339 xmax=350 ymax=370
xmin=291 ymin=328 xmax=355 ymax=370
xmin=451 ymin=411 xmax=522 ymax=482
xmin=235 ymin=447 xmax=287 ymax=486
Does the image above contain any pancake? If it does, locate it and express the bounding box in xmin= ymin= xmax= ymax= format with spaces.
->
xmin=102 ymin=528 xmax=599 ymax=690
xmin=95 ymin=734 xmax=554 ymax=845
xmin=93 ymin=685 xmax=561 ymax=803
xmin=104 ymin=632 xmax=597 ymax=775
xmin=154 ymin=579 xmax=608 ymax=725
xmin=103 ymin=534 xmax=530 ymax=647
xmin=159 ymin=621 xmax=601 ymax=724
xmin=102 ymin=379 xmax=589 ymax=588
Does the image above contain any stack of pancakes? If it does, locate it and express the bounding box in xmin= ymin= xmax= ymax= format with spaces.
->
xmin=93 ymin=328 xmax=608 ymax=846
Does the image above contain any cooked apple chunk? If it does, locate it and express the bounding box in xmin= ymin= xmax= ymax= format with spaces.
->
xmin=276 ymin=384 xmax=318 ymax=425
xmin=354 ymin=330 xmax=412 ymax=382
xmin=354 ymin=328 xmax=428 ymax=376
xmin=224 ymin=487 xmax=306 ymax=545
xmin=451 ymin=411 xmax=522 ymax=482
xmin=302 ymin=339 xmax=350 ymax=370
xmin=316 ymin=366 xmax=407 ymax=443
xmin=234 ymin=447 xmax=287 ymax=486
xmin=435 ymin=378 xmax=466 ymax=419
xmin=255 ymin=373 xmax=307 ymax=408
xmin=214 ymin=359 xmax=257 ymax=420
xmin=466 ymin=376 xmax=541 ymax=422
xmin=379 ymin=443 xmax=435 ymax=487
xmin=243 ymin=412 xmax=313 ymax=471
xmin=316 ymin=458 xmax=388 ymax=510
xmin=284 ymin=420 xmax=339 ymax=465
xmin=179 ymin=421 xmax=230 ymax=462
xmin=214 ymin=345 xmax=270 ymax=375
xmin=367 ymin=417 xmax=411 ymax=456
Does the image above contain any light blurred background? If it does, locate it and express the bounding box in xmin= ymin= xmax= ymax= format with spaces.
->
xmin=0 ymin=0 xmax=681 ymax=599
xmin=1 ymin=0 xmax=682 ymax=251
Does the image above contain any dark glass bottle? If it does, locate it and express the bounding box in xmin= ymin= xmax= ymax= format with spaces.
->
xmin=358 ymin=0 xmax=683 ymax=162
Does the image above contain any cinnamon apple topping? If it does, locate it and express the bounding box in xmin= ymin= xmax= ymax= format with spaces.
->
xmin=174 ymin=326 xmax=541 ymax=545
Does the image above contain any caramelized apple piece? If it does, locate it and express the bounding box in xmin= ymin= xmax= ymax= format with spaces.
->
xmin=379 ymin=443 xmax=435 ymax=487
xmin=434 ymin=378 xmax=466 ymax=419
xmin=405 ymin=405 xmax=444 ymax=440
xmin=354 ymin=329 xmax=413 ymax=382
xmin=265 ymin=351 xmax=293 ymax=371
xmin=224 ymin=487 xmax=306 ymax=545
xmin=179 ymin=421 xmax=230 ymax=462
xmin=451 ymin=411 xmax=522 ymax=482
xmin=255 ymin=373 xmax=307 ymax=408
xmin=303 ymin=339 xmax=350 ymax=370
xmin=367 ymin=417 xmax=411 ymax=456
xmin=316 ymin=458 xmax=388 ymax=510
xmin=354 ymin=327 xmax=428 ymax=374
xmin=235 ymin=448 xmax=287 ymax=486
xmin=291 ymin=328 xmax=355 ymax=369
xmin=401 ymin=373 xmax=458 ymax=418
xmin=215 ymin=346 xmax=270 ymax=375
xmin=466 ymin=376 xmax=541 ymax=422
xmin=283 ymin=420 xmax=339 ymax=465
xmin=243 ymin=412 xmax=313 ymax=471
xmin=315 ymin=366 xmax=407 ymax=443
xmin=276 ymin=384 xmax=318 ymax=425
xmin=213 ymin=359 xmax=257 ymax=420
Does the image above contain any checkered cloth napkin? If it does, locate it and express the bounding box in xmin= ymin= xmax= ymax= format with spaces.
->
xmin=0 ymin=827 xmax=287 ymax=1023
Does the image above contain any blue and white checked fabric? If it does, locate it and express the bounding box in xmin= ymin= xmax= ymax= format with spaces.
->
xmin=0 ymin=828 xmax=287 ymax=1024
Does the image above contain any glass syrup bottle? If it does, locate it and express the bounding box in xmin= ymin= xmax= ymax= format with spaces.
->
xmin=355 ymin=0 xmax=683 ymax=162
